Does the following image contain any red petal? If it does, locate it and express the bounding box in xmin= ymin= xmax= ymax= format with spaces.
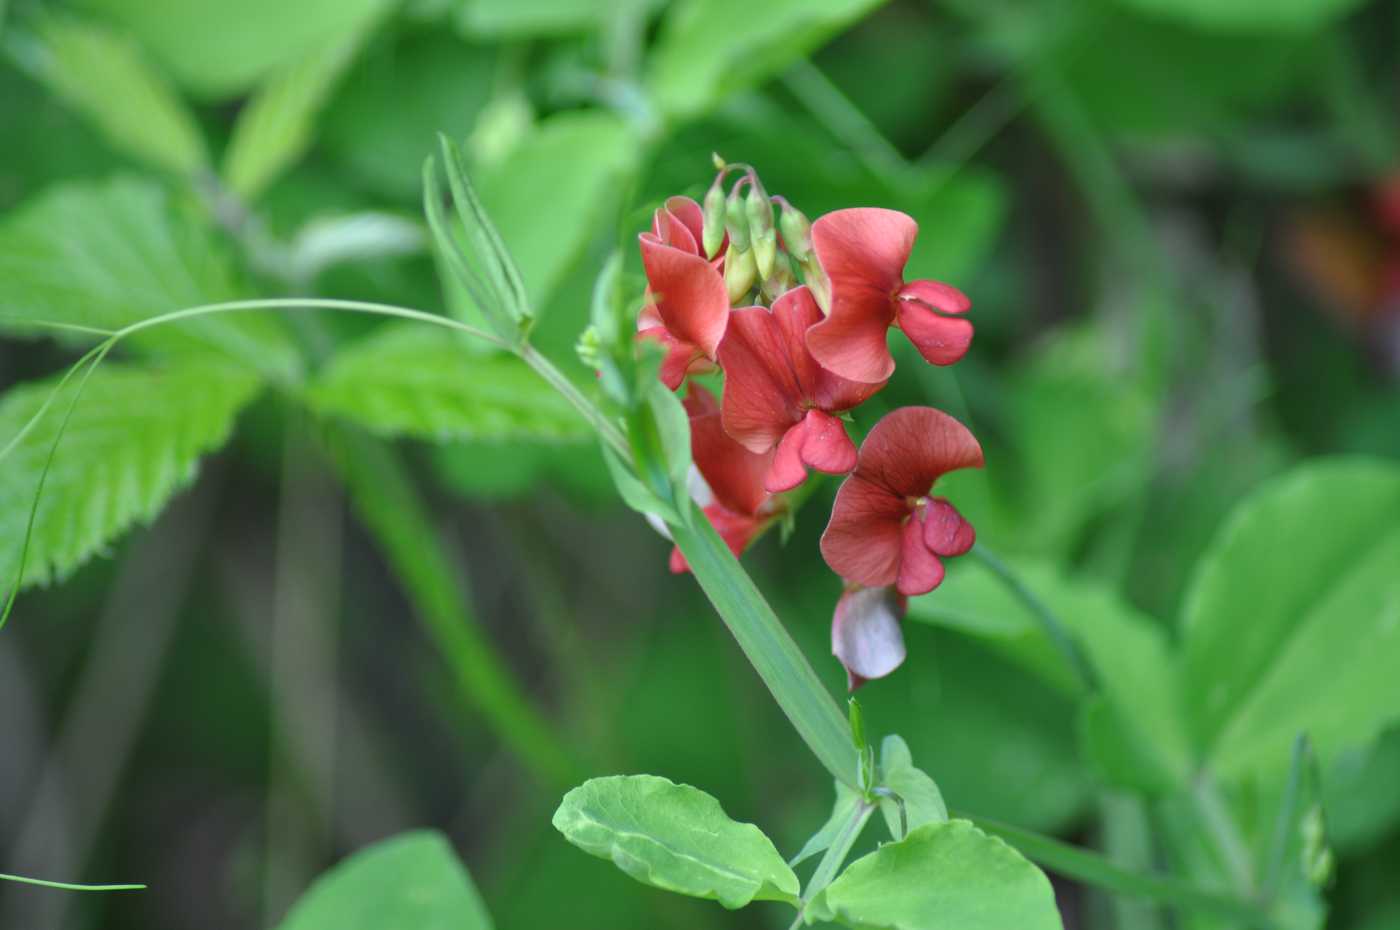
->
xmin=806 ymin=208 xmax=917 ymax=383
xmin=669 ymin=545 xmax=689 ymax=573
xmin=897 ymin=279 xmax=970 ymax=315
xmin=684 ymin=384 xmax=772 ymax=516
xmin=923 ymin=497 xmax=975 ymax=556
xmin=638 ymin=326 xmax=713 ymax=390
xmin=895 ymin=299 xmax=974 ymax=367
xmin=639 ymin=234 xmax=729 ymax=360
xmin=766 ymin=421 xmax=810 ymax=493
xmin=775 ymin=286 xmax=887 ymax=411
xmin=798 ymin=409 xmax=857 ymax=475
xmin=820 ymin=476 xmax=907 ymax=587
xmin=853 ymin=406 xmax=984 ymax=499
xmin=652 ymin=196 xmax=705 ymax=255
xmin=706 ymin=505 xmax=762 ymax=559
xmin=717 ymin=306 xmax=805 ymax=453
xmin=895 ymin=516 xmax=946 ymax=597
xmin=831 ymin=586 xmax=908 ymax=691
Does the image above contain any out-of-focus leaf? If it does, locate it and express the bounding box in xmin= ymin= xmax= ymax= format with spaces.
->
xmin=1113 ymin=0 xmax=1366 ymax=34
xmin=71 ymin=0 xmax=388 ymax=98
xmin=307 ymin=323 xmax=590 ymax=443
xmin=287 ymin=212 xmax=425 ymax=284
xmin=878 ymin=734 xmax=948 ymax=839
xmin=806 ymin=820 xmax=1063 ymax=930
xmin=1181 ymin=459 xmax=1400 ymax=779
xmin=0 ymin=362 xmax=260 ymax=589
xmin=222 ymin=28 xmax=366 ymax=201
xmin=20 ymin=15 xmax=207 ymax=175
xmin=455 ymin=0 xmax=652 ymax=38
xmin=1324 ymin=725 xmax=1400 ymax=855
xmin=647 ymin=0 xmax=890 ymax=121
xmin=552 ymin=775 xmax=800 ymax=908
xmin=0 ymin=177 xmax=298 ymax=378
xmin=276 ymin=831 xmax=494 ymax=930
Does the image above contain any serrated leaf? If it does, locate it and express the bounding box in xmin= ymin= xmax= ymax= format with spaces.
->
xmin=806 ymin=820 xmax=1062 ymax=930
xmin=552 ymin=774 xmax=800 ymax=908
xmin=0 ymin=177 xmax=299 ymax=378
xmin=1181 ymin=458 xmax=1400 ymax=778
xmin=275 ymin=831 xmax=494 ymax=930
xmin=647 ymin=0 xmax=889 ymax=120
xmin=306 ymin=322 xmax=589 ymax=443
xmin=0 ymin=362 xmax=260 ymax=590
xmin=24 ymin=14 xmax=207 ymax=175
xmin=791 ymin=781 xmax=862 ymax=868
xmin=878 ymin=735 xmax=947 ymax=840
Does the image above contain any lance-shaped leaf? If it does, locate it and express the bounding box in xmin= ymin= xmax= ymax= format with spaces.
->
xmin=552 ymin=775 xmax=800 ymax=908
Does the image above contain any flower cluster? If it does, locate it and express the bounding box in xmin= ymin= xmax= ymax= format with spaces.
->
xmin=635 ymin=162 xmax=983 ymax=689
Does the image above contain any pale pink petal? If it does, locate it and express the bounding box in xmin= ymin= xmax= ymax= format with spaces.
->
xmin=831 ymin=586 xmax=909 ymax=691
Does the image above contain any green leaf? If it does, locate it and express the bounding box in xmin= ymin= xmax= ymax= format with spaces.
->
xmin=455 ymin=0 xmax=648 ymax=37
xmin=806 ymin=820 xmax=1063 ymax=930
xmin=275 ymin=831 xmax=494 ymax=930
xmin=552 ymin=774 xmax=800 ymax=908
xmin=1181 ymin=458 xmax=1400 ymax=778
xmin=1113 ymin=0 xmax=1366 ymax=33
xmin=791 ymin=782 xmax=863 ymax=867
xmin=877 ymin=734 xmax=947 ymax=840
xmin=0 ymin=176 xmax=298 ymax=378
xmin=306 ymin=323 xmax=590 ymax=443
xmin=0 ymin=362 xmax=260 ymax=589
xmin=647 ymin=0 xmax=889 ymax=121
xmin=23 ymin=15 xmax=207 ymax=175
xmin=71 ymin=0 xmax=388 ymax=98
xmin=222 ymin=27 xmax=365 ymax=201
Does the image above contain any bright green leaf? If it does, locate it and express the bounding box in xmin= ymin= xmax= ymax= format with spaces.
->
xmin=24 ymin=15 xmax=207 ymax=175
xmin=1182 ymin=458 xmax=1400 ymax=778
xmin=791 ymin=782 xmax=862 ymax=868
xmin=878 ymin=734 xmax=947 ymax=840
xmin=306 ymin=323 xmax=590 ymax=443
xmin=455 ymin=0 xmax=651 ymax=38
xmin=647 ymin=0 xmax=889 ymax=121
xmin=0 ymin=362 xmax=260 ymax=589
xmin=552 ymin=774 xmax=800 ymax=908
xmin=0 ymin=176 xmax=299 ymax=378
xmin=1114 ymin=0 xmax=1366 ymax=34
xmin=276 ymin=831 xmax=494 ymax=930
xmin=806 ymin=820 xmax=1063 ymax=930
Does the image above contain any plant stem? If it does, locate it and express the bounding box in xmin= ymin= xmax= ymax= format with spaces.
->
xmin=668 ymin=508 xmax=857 ymax=789
xmin=970 ymin=815 xmax=1275 ymax=928
xmin=968 ymin=544 xmax=1100 ymax=693
xmin=792 ymin=799 xmax=874 ymax=928
xmin=327 ymin=427 xmax=577 ymax=788
xmin=519 ymin=343 xmax=628 ymax=457
xmin=1191 ymin=774 xmax=1256 ymax=895
xmin=0 ymin=874 xmax=144 ymax=893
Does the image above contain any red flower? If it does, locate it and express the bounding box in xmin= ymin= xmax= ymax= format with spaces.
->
xmin=717 ymin=286 xmax=886 ymax=493
xmin=805 ymin=208 xmax=973 ymax=384
xmin=638 ymin=196 xmax=730 ymax=389
xmin=820 ymin=406 xmax=982 ymax=596
xmin=831 ymin=585 xmax=909 ymax=690
xmin=669 ymin=384 xmax=781 ymax=573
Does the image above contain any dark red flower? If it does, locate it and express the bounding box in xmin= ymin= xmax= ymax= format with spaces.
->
xmin=820 ymin=406 xmax=982 ymax=596
xmin=805 ymin=208 xmax=973 ymax=384
xmin=831 ymin=585 xmax=909 ymax=690
xmin=669 ymin=384 xmax=781 ymax=572
xmin=717 ymin=286 xmax=886 ymax=493
xmin=638 ymin=196 xmax=731 ymax=389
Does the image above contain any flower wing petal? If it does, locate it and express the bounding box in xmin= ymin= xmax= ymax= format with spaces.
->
xmin=855 ymin=406 xmax=984 ymax=499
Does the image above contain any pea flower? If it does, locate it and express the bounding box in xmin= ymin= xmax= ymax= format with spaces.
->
xmin=717 ymin=285 xmax=885 ymax=493
xmin=805 ymin=208 xmax=973 ymax=384
xmin=831 ymin=585 xmax=908 ymax=690
xmin=669 ymin=384 xmax=782 ymax=573
xmin=638 ymin=196 xmax=731 ymax=389
xmin=820 ymin=406 xmax=982 ymax=596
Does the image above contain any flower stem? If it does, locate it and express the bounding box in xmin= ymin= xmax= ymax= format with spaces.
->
xmin=0 ymin=873 xmax=144 ymax=893
xmin=792 ymin=799 xmax=874 ymax=928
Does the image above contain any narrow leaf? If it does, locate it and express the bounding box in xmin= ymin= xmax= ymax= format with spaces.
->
xmin=791 ymin=782 xmax=862 ymax=868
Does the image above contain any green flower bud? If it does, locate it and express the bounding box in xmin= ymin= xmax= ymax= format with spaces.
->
xmin=725 ymin=182 xmax=751 ymax=252
xmin=753 ymin=228 xmax=777 ymax=280
xmin=778 ymin=200 xmax=812 ymax=263
xmin=802 ymin=256 xmax=831 ymax=313
xmin=725 ymin=247 xmax=756 ymax=304
xmin=760 ymin=254 xmax=795 ymax=302
xmin=701 ymin=176 xmax=727 ymax=259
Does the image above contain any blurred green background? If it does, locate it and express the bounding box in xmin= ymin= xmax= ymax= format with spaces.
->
xmin=1 ymin=0 xmax=1398 ymax=927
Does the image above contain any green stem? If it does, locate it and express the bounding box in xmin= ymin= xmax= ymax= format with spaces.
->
xmin=1191 ymin=774 xmax=1256 ymax=895
xmin=969 ymin=544 xmax=1099 ymax=693
xmin=795 ymin=799 xmax=873 ymax=925
xmin=668 ymin=508 xmax=857 ymax=789
xmin=0 ymin=873 xmax=144 ymax=893
xmin=327 ymin=427 xmax=577 ymax=788
xmin=970 ymin=816 xmax=1274 ymax=928
xmin=519 ymin=343 xmax=628 ymax=457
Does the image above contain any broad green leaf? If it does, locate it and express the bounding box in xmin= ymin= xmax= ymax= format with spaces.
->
xmin=806 ymin=820 xmax=1063 ymax=930
xmin=1324 ymin=724 xmax=1400 ymax=854
xmin=306 ymin=323 xmax=590 ymax=443
xmin=222 ymin=28 xmax=365 ymax=200
xmin=0 ymin=177 xmax=298 ymax=378
xmin=24 ymin=15 xmax=207 ymax=175
xmin=0 ymin=362 xmax=260 ymax=589
xmin=877 ymin=735 xmax=947 ymax=840
xmin=276 ymin=831 xmax=493 ymax=930
xmin=1182 ymin=459 xmax=1400 ymax=778
xmin=647 ymin=0 xmax=889 ymax=121
xmin=71 ymin=0 xmax=387 ymax=98
xmin=552 ymin=774 xmax=800 ymax=908
xmin=791 ymin=782 xmax=862 ymax=867
xmin=1114 ymin=0 xmax=1366 ymax=33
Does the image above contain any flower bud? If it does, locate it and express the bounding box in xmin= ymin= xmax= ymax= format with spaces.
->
xmin=752 ymin=228 xmax=777 ymax=280
xmin=760 ymin=254 xmax=795 ymax=303
xmin=802 ymin=256 xmax=831 ymax=313
xmin=701 ymin=175 xmax=727 ymax=259
xmin=778 ymin=200 xmax=812 ymax=263
xmin=725 ymin=247 xmax=756 ymax=304
xmin=725 ymin=181 xmax=751 ymax=252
